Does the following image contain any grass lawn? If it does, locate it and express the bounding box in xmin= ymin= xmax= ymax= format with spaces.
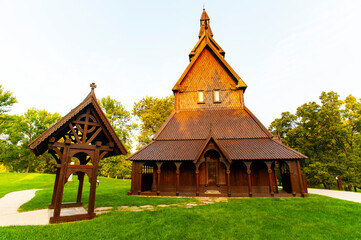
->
xmin=0 ymin=173 xmax=196 ymax=211
xmin=1 ymin=173 xmax=361 ymax=239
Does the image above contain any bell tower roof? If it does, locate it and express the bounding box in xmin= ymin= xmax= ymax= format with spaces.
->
xmin=199 ymin=8 xmax=213 ymax=38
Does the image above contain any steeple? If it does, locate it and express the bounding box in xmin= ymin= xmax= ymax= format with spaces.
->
xmin=199 ymin=8 xmax=213 ymax=38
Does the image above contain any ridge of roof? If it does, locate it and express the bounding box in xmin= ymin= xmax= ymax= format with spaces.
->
xmin=173 ymin=34 xmax=247 ymax=92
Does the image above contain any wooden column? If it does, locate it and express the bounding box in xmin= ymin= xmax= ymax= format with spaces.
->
xmin=245 ymin=162 xmax=252 ymax=197
xmin=156 ymin=162 xmax=163 ymax=196
xmin=266 ymin=162 xmax=274 ymax=197
xmin=226 ymin=165 xmax=231 ymax=197
xmin=77 ymin=172 xmax=85 ymax=204
xmin=137 ymin=162 xmax=143 ymax=195
xmin=196 ymin=165 xmax=200 ymax=196
xmin=273 ymin=162 xmax=279 ymax=193
xmin=49 ymin=167 xmax=61 ymax=208
xmin=205 ymin=160 xmax=208 ymax=187
xmin=175 ymin=162 xmax=182 ymax=196
xmin=152 ymin=167 xmax=157 ymax=192
xmin=296 ymin=160 xmax=305 ymax=196
xmin=288 ymin=162 xmax=296 ymax=197
xmin=88 ymin=142 xmax=101 ymax=216
xmin=52 ymin=140 xmax=71 ymax=219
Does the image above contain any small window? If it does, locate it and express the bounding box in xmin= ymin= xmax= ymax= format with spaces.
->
xmin=198 ymin=90 xmax=205 ymax=103
xmin=213 ymin=90 xmax=221 ymax=103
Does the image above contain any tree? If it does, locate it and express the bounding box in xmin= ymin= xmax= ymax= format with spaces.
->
xmin=98 ymin=96 xmax=136 ymax=178
xmin=1 ymin=108 xmax=61 ymax=172
xmin=132 ymin=95 xmax=174 ymax=149
xmin=0 ymin=84 xmax=16 ymax=115
xmin=98 ymin=96 xmax=136 ymax=150
xmin=269 ymin=91 xmax=361 ymax=189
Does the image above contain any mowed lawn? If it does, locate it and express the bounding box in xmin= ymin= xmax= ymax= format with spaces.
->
xmin=1 ymin=173 xmax=361 ymax=239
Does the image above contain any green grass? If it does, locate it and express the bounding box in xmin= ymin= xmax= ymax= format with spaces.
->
xmin=0 ymin=173 xmax=196 ymax=212
xmin=1 ymin=173 xmax=361 ymax=239
xmin=0 ymin=173 xmax=54 ymax=198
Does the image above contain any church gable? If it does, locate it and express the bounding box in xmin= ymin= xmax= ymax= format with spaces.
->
xmin=176 ymin=47 xmax=244 ymax=110
xmin=181 ymin=47 xmax=237 ymax=91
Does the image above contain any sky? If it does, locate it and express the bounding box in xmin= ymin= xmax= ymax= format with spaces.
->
xmin=0 ymin=0 xmax=361 ymax=128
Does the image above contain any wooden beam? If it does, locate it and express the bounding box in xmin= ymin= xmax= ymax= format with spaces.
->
xmin=86 ymin=127 xmax=102 ymax=144
xmin=69 ymin=123 xmax=81 ymax=143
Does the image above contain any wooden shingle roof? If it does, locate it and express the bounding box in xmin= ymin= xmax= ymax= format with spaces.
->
xmin=173 ymin=33 xmax=247 ymax=92
xmin=128 ymin=139 xmax=306 ymax=161
xmin=29 ymin=89 xmax=127 ymax=157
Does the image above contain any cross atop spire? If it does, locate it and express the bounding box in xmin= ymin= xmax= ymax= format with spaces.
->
xmin=199 ymin=8 xmax=213 ymax=38
xmin=90 ymin=83 xmax=97 ymax=92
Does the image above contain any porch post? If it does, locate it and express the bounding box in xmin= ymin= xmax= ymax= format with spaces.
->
xmin=152 ymin=166 xmax=157 ymax=192
xmin=175 ymin=162 xmax=182 ymax=196
xmin=266 ymin=162 xmax=274 ymax=197
xmin=245 ymin=161 xmax=252 ymax=197
xmin=273 ymin=162 xmax=279 ymax=193
xmin=196 ymin=165 xmax=200 ymax=196
xmin=156 ymin=162 xmax=163 ymax=196
xmin=226 ymin=165 xmax=231 ymax=197
xmin=137 ymin=162 xmax=143 ymax=195
xmin=287 ymin=162 xmax=296 ymax=196
xmin=297 ymin=160 xmax=305 ymax=196
xmin=205 ymin=160 xmax=208 ymax=187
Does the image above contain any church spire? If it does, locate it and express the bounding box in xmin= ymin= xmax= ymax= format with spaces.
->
xmin=199 ymin=8 xmax=213 ymax=38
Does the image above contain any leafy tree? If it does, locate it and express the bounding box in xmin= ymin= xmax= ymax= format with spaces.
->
xmin=269 ymin=91 xmax=361 ymax=189
xmin=132 ymin=95 xmax=174 ymax=149
xmin=98 ymin=96 xmax=136 ymax=150
xmin=98 ymin=96 xmax=136 ymax=179
xmin=0 ymin=84 xmax=17 ymax=115
xmin=1 ymin=108 xmax=61 ymax=173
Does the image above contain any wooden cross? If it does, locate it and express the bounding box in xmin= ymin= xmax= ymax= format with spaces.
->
xmin=90 ymin=83 xmax=97 ymax=91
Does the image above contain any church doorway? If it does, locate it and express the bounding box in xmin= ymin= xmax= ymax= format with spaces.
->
xmin=204 ymin=150 xmax=223 ymax=186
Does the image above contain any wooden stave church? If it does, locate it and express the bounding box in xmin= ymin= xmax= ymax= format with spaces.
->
xmin=128 ymin=9 xmax=308 ymax=197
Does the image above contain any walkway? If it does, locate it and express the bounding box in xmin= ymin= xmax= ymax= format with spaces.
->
xmin=0 ymin=189 xmax=49 ymax=226
xmin=308 ymin=188 xmax=361 ymax=203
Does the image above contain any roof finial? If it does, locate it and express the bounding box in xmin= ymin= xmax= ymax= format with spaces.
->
xmin=90 ymin=83 xmax=97 ymax=92
xmin=203 ymin=4 xmax=205 ymax=10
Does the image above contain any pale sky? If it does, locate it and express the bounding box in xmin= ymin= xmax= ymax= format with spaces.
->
xmin=1 ymin=0 xmax=360 ymax=128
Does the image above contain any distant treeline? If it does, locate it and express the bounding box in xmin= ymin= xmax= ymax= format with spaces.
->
xmin=1 ymin=84 xmax=360 ymax=189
